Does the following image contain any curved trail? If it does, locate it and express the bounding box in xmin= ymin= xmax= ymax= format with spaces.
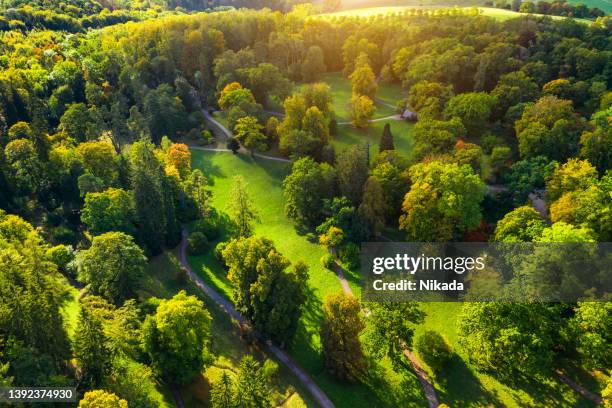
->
xmin=329 ymin=250 xmax=439 ymax=408
xmin=337 ymin=114 xmax=403 ymax=125
xmin=178 ymin=230 xmax=335 ymax=408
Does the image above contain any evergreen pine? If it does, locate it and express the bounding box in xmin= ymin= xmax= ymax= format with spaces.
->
xmin=379 ymin=123 xmax=395 ymax=152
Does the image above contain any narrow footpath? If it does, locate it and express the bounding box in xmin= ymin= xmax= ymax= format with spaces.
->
xmin=329 ymin=253 xmax=440 ymax=408
xmin=178 ymin=230 xmax=335 ymax=408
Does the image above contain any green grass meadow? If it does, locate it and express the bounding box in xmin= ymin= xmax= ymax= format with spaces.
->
xmin=190 ymin=150 xmax=428 ymax=407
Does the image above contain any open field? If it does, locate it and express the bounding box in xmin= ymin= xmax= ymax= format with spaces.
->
xmin=320 ymin=5 xmax=596 ymax=22
xmin=190 ymin=150 xmax=428 ymax=407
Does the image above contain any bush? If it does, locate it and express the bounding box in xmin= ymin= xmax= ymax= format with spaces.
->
xmin=339 ymin=242 xmax=360 ymax=269
xmin=414 ymin=330 xmax=453 ymax=374
xmin=214 ymin=241 xmax=228 ymax=264
xmin=321 ymin=253 xmax=335 ymax=270
xmin=193 ymin=217 xmax=221 ymax=241
xmin=46 ymin=245 xmax=74 ymax=273
xmin=188 ymin=231 xmax=208 ymax=255
xmin=200 ymin=130 xmax=214 ymax=145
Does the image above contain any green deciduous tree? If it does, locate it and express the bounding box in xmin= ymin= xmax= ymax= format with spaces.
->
xmin=141 ymin=291 xmax=211 ymax=384
xmin=457 ymin=303 xmax=559 ymax=379
xmin=222 ymin=236 xmax=308 ymax=344
xmin=400 ymin=161 xmax=486 ymax=242
xmin=494 ymin=206 xmax=546 ymax=242
xmin=349 ymin=53 xmax=377 ymax=99
xmin=283 ymin=157 xmax=336 ymax=228
xmin=320 ymin=293 xmax=365 ymax=381
xmin=546 ymin=158 xmax=598 ymax=202
xmin=444 ymin=92 xmax=496 ymax=137
xmin=336 ymin=145 xmax=369 ymax=205
xmin=358 ymin=176 xmax=387 ymax=237
xmin=78 ymin=390 xmax=127 ymax=408
xmin=81 ymin=188 xmax=133 ymax=236
xmin=569 ymin=302 xmax=611 ymax=370
xmin=76 ymin=232 xmax=146 ymax=305
xmin=234 ymin=116 xmax=267 ymax=155
xmin=349 ymin=94 xmax=375 ymax=128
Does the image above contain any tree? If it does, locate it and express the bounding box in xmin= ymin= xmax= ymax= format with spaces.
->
xmin=130 ymin=140 xmax=168 ymax=254
xmin=412 ymin=117 xmax=465 ymax=161
xmin=211 ymin=372 xmax=236 ymax=408
xmin=414 ymin=331 xmax=453 ymax=374
xmin=569 ymin=302 xmax=611 ymax=369
xmin=302 ymin=106 xmax=329 ymax=143
xmin=515 ymin=95 xmax=584 ymax=161
xmin=81 ymin=188 xmax=134 ymax=236
xmin=235 ymin=356 xmax=271 ymax=408
xmin=166 ymin=143 xmax=192 ymax=179
xmin=406 ymin=80 xmax=454 ymax=119
xmin=320 ymin=292 xmax=365 ymax=381
xmin=222 ymin=236 xmax=308 ymax=344
xmin=336 ymin=145 xmax=369 ymax=205
xmin=59 ymin=103 xmax=97 ymax=142
xmin=228 ymin=176 xmax=259 ymax=237
xmin=302 ymin=46 xmax=326 ymax=82
xmin=349 ymin=94 xmax=375 ymax=128
xmin=141 ymin=291 xmax=211 ymax=384
xmin=549 ymin=184 xmax=611 ymax=241
xmin=365 ymin=302 xmax=424 ymax=369
xmin=76 ymin=232 xmax=146 ymax=305
xmin=143 ymin=83 xmax=188 ymax=144
xmin=4 ymin=138 xmax=41 ymax=195
xmin=379 ymin=123 xmax=394 ymax=152
xmin=444 ymin=92 xmax=496 ymax=137
xmin=234 ymin=116 xmax=267 ymax=156
xmin=400 ymin=161 xmax=486 ymax=242
xmin=283 ymin=157 xmax=335 ymax=228
xmin=494 ymin=206 xmax=545 ymax=242
xmin=358 ymin=176 xmax=387 ymax=237
xmin=319 ymin=226 xmax=344 ymax=252
xmin=580 ymin=123 xmax=612 ymax=174
xmin=349 ymin=54 xmax=377 ymax=99
xmin=78 ymin=390 xmax=127 ymax=408
xmin=183 ymin=169 xmax=211 ymax=219
xmin=546 ymin=158 xmax=598 ymax=202
xmin=603 ymin=376 xmax=612 ymax=408
xmin=73 ymin=306 xmax=111 ymax=388
xmin=76 ymin=141 xmax=118 ymax=187
xmin=457 ymin=303 xmax=558 ymax=379
xmin=227 ymin=137 xmax=240 ymax=154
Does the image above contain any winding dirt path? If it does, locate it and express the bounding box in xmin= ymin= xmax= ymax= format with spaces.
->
xmin=178 ymin=230 xmax=335 ymax=408
xmin=337 ymin=114 xmax=403 ymax=125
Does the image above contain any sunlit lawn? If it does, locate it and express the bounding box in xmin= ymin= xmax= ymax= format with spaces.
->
xmin=191 ymin=150 xmax=428 ymax=407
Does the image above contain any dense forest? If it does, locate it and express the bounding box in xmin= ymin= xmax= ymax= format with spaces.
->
xmin=0 ymin=1 xmax=610 ymax=406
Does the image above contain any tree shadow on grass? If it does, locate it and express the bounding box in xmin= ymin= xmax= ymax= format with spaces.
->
xmin=192 ymin=151 xmax=224 ymax=182
xmin=360 ymin=356 xmax=428 ymax=407
xmin=288 ymin=284 xmax=324 ymax=373
xmin=435 ymin=355 xmax=504 ymax=407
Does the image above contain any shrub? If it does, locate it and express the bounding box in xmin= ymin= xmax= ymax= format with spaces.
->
xmin=214 ymin=241 xmax=228 ymax=264
xmin=200 ymin=130 xmax=214 ymax=145
xmin=339 ymin=242 xmax=360 ymax=269
xmin=321 ymin=253 xmax=335 ymax=270
xmin=46 ymin=245 xmax=74 ymax=273
xmin=193 ymin=216 xmax=221 ymax=241
xmin=188 ymin=231 xmax=208 ymax=255
xmin=414 ymin=330 xmax=453 ymax=374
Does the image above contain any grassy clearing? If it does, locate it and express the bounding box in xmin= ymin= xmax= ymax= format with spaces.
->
xmin=316 ymin=73 xmax=400 ymax=121
xmin=319 ymin=5 xmax=595 ymax=23
xmin=191 ymin=150 xmax=428 ymax=407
